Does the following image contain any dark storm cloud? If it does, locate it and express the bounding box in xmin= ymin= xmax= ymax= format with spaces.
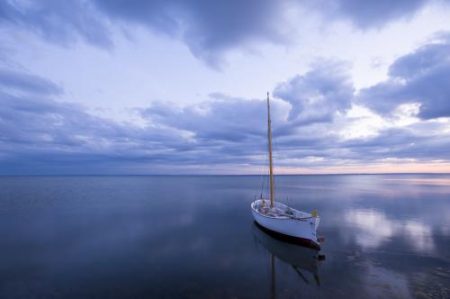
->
xmin=359 ymin=33 xmax=450 ymax=119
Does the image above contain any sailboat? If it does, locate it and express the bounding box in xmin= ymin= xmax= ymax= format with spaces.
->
xmin=251 ymin=92 xmax=321 ymax=249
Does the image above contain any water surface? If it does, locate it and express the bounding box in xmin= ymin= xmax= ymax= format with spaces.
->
xmin=0 ymin=175 xmax=449 ymax=298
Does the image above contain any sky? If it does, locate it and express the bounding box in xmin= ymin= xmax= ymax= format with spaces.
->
xmin=1 ymin=0 xmax=450 ymax=174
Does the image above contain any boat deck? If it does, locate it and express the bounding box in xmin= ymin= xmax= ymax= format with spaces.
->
xmin=258 ymin=206 xmax=292 ymax=218
xmin=254 ymin=200 xmax=312 ymax=220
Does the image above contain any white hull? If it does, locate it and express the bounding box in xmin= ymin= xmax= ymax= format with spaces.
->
xmin=251 ymin=199 xmax=320 ymax=248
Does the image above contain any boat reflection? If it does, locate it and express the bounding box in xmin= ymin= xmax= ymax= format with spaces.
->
xmin=252 ymin=222 xmax=324 ymax=287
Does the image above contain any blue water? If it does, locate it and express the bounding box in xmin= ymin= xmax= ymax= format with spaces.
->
xmin=0 ymin=175 xmax=449 ymax=298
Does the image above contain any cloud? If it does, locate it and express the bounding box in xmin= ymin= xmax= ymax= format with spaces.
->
xmin=0 ymin=68 xmax=62 ymax=95
xmin=311 ymin=0 xmax=429 ymax=29
xmin=2 ymin=36 xmax=450 ymax=174
xmin=345 ymin=209 xmax=434 ymax=252
xmin=92 ymin=0 xmax=287 ymax=65
xmin=89 ymin=0 xmax=450 ymax=63
xmin=359 ymin=33 xmax=450 ymax=119
xmin=0 ymin=0 xmax=287 ymax=65
xmin=0 ymin=0 xmax=112 ymax=48
xmin=1 ymin=69 xmax=338 ymax=174
xmin=389 ymin=33 xmax=450 ymax=79
xmin=144 ymin=93 xmax=287 ymax=143
xmin=1 ymin=70 xmax=291 ymax=174
xmin=3 ymin=1 xmax=446 ymax=66
xmin=141 ymin=94 xmax=290 ymax=167
xmin=342 ymin=124 xmax=450 ymax=161
xmin=0 ymin=68 xmax=196 ymax=174
xmin=273 ymin=61 xmax=354 ymax=125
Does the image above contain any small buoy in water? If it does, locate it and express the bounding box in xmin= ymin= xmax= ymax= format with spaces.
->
xmin=318 ymin=254 xmax=326 ymax=261
xmin=318 ymin=236 xmax=325 ymax=243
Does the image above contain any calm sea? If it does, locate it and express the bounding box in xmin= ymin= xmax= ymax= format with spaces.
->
xmin=0 ymin=175 xmax=449 ymax=298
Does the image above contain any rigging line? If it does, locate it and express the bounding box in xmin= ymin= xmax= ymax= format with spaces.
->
xmin=267 ymin=92 xmax=275 ymax=207
xmin=260 ymin=106 xmax=269 ymax=198
xmin=264 ymin=128 xmax=271 ymax=199
xmin=259 ymin=95 xmax=270 ymax=199
xmin=272 ymin=113 xmax=288 ymax=203
xmin=259 ymin=163 xmax=266 ymax=199
xmin=258 ymin=144 xmax=269 ymax=198
xmin=270 ymin=99 xmax=279 ymax=202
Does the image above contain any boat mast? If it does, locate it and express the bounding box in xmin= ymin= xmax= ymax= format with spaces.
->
xmin=267 ymin=92 xmax=275 ymax=208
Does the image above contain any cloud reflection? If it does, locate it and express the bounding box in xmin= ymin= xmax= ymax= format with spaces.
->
xmin=345 ymin=209 xmax=434 ymax=252
xmin=346 ymin=209 xmax=395 ymax=249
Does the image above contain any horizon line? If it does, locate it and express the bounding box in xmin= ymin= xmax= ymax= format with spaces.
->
xmin=2 ymin=172 xmax=450 ymax=177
